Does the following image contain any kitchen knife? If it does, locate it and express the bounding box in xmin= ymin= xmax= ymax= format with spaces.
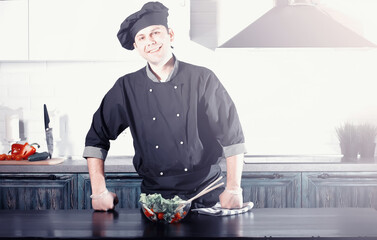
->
xmin=44 ymin=104 xmax=54 ymax=158
xmin=28 ymin=152 xmax=50 ymax=161
xmin=27 ymin=105 xmax=54 ymax=162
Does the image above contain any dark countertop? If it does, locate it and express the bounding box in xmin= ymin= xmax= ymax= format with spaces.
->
xmin=1 ymin=208 xmax=377 ymax=239
xmin=0 ymin=155 xmax=377 ymax=173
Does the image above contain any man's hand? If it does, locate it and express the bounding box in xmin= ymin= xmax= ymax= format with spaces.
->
xmin=219 ymin=188 xmax=243 ymax=209
xmin=220 ymin=153 xmax=244 ymax=209
xmin=92 ymin=191 xmax=119 ymax=211
xmin=87 ymin=158 xmax=119 ymax=211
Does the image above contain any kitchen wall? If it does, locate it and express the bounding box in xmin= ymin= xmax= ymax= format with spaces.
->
xmin=0 ymin=60 xmax=145 ymax=157
xmin=1 ymin=0 xmax=377 ymax=158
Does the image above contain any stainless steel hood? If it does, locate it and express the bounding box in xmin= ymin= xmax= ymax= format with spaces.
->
xmin=219 ymin=1 xmax=376 ymax=48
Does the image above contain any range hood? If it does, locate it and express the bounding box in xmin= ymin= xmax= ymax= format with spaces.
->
xmin=219 ymin=0 xmax=376 ymax=48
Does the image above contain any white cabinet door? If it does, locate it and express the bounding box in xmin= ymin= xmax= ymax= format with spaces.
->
xmin=0 ymin=0 xmax=29 ymax=61
xmin=29 ymin=0 xmax=189 ymax=61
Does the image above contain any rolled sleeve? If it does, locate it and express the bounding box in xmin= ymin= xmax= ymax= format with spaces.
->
xmin=202 ymin=70 xmax=246 ymax=156
xmin=83 ymin=77 xmax=129 ymax=161
xmin=223 ymin=143 xmax=247 ymax=158
xmin=83 ymin=146 xmax=108 ymax=160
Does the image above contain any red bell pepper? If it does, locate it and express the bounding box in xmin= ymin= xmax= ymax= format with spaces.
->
xmin=8 ymin=142 xmax=40 ymax=160
xmin=10 ymin=143 xmax=24 ymax=155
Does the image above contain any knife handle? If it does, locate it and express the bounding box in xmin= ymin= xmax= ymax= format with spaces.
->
xmin=28 ymin=152 xmax=51 ymax=161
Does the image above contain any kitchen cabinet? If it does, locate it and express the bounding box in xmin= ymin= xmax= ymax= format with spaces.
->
xmin=78 ymin=173 xmax=142 ymax=209
xmin=78 ymin=172 xmax=301 ymax=210
xmin=0 ymin=174 xmax=77 ymax=210
xmin=28 ymin=0 xmax=189 ymax=61
xmin=2 ymin=170 xmax=377 ymax=210
xmin=0 ymin=0 xmax=189 ymax=61
xmin=302 ymin=172 xmax=377 ymax=208
xmin=241 ymin=172 xmax=301 ymax=208
xmin=0 ymin=0 xmax=29 ymax=60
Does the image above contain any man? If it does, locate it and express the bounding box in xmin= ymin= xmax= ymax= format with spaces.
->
xmin=83 ymin=1 xmax=246 ymax=211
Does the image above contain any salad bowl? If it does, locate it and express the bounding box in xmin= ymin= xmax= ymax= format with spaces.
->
xmin=140 ymin=193 xmax=191 ymax=224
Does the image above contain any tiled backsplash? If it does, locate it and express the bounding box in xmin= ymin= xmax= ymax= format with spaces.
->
xmin=0 ymin=60 xmax=146 ymax=157
xmin=2 ymin=0 xmax=377 ymax=158
xmin=2 ymin=48 xmax=377 ymax=158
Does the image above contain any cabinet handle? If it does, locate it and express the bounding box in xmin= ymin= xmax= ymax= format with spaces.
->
xmin=243 ymin=173 xmax=283 ymax=179
xmin=106 ymin=175 xmax=142 ymax=180
xmin=317 ymin=173 xmax=377 ymax=179
xmin=0 ymin=174 xmax=60 ymax=180
xmin=318 ymin=173 xmax=330 ymax=179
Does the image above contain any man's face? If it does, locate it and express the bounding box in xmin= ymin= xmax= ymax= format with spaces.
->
xmin=133 ymin=25 xmax=174 ymax=66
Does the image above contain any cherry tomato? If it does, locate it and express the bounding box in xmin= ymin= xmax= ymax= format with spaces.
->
xmin=170 ymin=217 xmax=179 ymax=223
xmin=174 ymin=212 xmax=182 ymax=219
xmin=157 ymin=212 xmax=164 ymax=220
xmin=0 ymin=154 xmax=6 ymax=160
xmin=6 ymin=155 xmax=13 ymax=160
xmin=14 ymin=155 xmax=23 ymax=161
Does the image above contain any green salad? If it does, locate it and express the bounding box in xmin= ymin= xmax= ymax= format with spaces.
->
xmin=139 ymin=193 xmax=187 ymax=223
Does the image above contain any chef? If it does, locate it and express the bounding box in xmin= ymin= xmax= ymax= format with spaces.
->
xmin=83 ymin=1 xmax=246 ymax=211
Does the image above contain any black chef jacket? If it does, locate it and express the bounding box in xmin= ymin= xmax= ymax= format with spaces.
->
xmin=83 ymin=58 xmax=246 ymax=207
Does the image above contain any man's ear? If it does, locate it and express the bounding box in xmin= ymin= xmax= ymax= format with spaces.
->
xmin=168 ymin=28 xmax=174 ymax=42
xmin=133 ymin=42 xmax=137 ymax=49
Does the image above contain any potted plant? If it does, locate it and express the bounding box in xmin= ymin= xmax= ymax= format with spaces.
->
xmin=358 ymin=123 xmax=377 ymax=160
xmin=336 ymin=123 xmax=358 ymax=161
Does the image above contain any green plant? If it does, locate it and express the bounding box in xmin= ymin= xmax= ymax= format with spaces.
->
xmin=358 ymin=123 xmax=377 ymax=158
xmin=335 ymin=123 xmax=358 ymax=145
xmin=358 ymin=123 xmax=377 ymax=144
xmin=335 ymin=123 xmax=358 ymax=159
xmin=335 ymin=123 xmax=377 ymax=159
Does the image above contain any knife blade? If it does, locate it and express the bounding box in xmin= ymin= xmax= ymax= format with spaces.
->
xmin=44 ymin=104 xmax=53 ymax=158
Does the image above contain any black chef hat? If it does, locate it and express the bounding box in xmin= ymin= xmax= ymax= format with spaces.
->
xmin=117 ymin=1 xmax=169 ymax=50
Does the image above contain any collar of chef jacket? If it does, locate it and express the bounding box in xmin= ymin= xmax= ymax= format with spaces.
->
xmin=146 ymin=55 xmax=179 ymax=83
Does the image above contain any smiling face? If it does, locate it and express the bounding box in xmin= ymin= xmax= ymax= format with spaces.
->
xmin=133 ymin=25 xmax=174 ymax=66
